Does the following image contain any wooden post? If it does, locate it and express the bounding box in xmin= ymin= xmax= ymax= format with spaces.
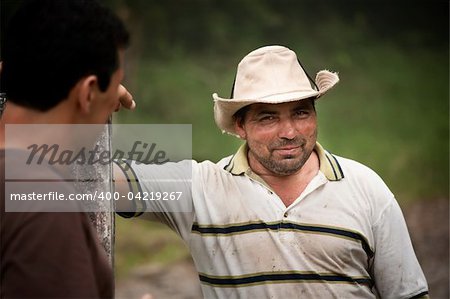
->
xmin=73 ymin=123 xmax=115 ymax=265
xmin=88 ymin=122 xmax=115 ymax=265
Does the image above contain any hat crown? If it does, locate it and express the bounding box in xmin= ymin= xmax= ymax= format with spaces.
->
xmin=233 ymin=45 xmax=313 ymax=100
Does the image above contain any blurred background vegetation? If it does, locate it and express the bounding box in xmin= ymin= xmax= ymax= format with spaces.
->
xmin=2 ymin=0 xmax=448 ymax=293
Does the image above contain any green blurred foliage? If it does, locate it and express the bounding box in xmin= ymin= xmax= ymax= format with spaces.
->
xmin=109 ymin=0 xmax=448 ymax=202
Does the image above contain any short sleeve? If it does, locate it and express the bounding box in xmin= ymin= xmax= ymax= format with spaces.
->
xmin=120 ymin=159 xmax=196 ymax=243
xmin=371 ymin=198 xmax=429 ymax=299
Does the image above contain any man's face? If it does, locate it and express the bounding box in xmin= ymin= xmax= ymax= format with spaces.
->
xmin=235 ymin=99 xmax=317 ymax=176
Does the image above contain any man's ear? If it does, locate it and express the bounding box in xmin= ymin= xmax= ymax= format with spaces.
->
xmin=77 ymin=75 xmax=98 ymax=114
xmin=234 ymin=119 xmax=247 ymax=140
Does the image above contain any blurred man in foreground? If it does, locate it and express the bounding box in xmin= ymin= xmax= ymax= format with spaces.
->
xmin=0 ymin=0 xmax=133 ymax=297
xmin=116 ymin=45 xmax=428 ymax=298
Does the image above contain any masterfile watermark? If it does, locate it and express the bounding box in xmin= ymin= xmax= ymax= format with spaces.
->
xmin=4 ymin=124 xmax=193 ymax=212
xmin=26 ymin=141 xmax=169 ymax=170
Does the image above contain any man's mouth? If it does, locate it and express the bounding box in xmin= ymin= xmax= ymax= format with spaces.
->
xmin=273 ymin=146 xmax=301 ymax=155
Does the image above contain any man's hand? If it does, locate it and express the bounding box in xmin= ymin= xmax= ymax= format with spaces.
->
xmin=116 ymin=84 xmax=136 ymax=111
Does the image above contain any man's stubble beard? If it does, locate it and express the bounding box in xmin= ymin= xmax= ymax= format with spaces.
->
xmin=249 ymin=129 xmax=317 ymax=176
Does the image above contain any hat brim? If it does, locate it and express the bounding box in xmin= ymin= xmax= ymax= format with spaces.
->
xmin=213 ymin=70 xmax=339 ymax=136
xmin=213 ymin=90 xmax=319 ymax=137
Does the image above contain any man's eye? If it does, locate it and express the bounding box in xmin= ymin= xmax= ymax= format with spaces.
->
xmin=295 ymin=110 xmax=309 ymax=117
xmin=259 ymin=115 xmax=275 ymax=122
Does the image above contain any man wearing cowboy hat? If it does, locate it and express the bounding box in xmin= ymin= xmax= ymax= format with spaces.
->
xmin=115 ymin=45 xmax=428 ymax=298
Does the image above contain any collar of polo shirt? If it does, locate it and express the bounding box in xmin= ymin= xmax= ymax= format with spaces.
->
xmin=224 ymin=142 xmax=344 ymax=185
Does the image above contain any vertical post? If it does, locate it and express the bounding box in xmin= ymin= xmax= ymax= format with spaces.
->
xmin=88 ymin=119 xmax=115 ymax=265
xmin=87 ymin=121 xmax=115 ymax=265
xmin=71 ymin=123 xmax=115 ymax=265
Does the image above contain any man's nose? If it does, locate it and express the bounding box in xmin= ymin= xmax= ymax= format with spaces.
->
xmin=277 ymin=119 xmax=297 ymax=139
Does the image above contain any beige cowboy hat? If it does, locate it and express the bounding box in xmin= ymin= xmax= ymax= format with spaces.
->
xmin=212 ymin=45 xmax=339 ymax=136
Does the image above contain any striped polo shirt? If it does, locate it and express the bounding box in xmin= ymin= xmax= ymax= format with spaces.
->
xmin=120 ymin=143 xmax=428 ymax=299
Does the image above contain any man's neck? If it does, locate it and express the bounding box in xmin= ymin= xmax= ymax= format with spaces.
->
xmin=251 ymin=151 xmax=320 ymax=207
xmin=1 ymin=102 xmax=74 ymax=124
xmin=0 ymin=102 xmax=75 ymax=148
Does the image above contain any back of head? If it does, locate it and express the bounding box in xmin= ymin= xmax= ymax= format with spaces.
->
xmin=1 ymin=0 xmax=129 ymax=111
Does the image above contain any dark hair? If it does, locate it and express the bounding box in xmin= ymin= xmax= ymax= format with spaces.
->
xmin=1 ymin=0 xmax=130 ymax=111
xmin=233 ymin=105 xmax=250 ymax=127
